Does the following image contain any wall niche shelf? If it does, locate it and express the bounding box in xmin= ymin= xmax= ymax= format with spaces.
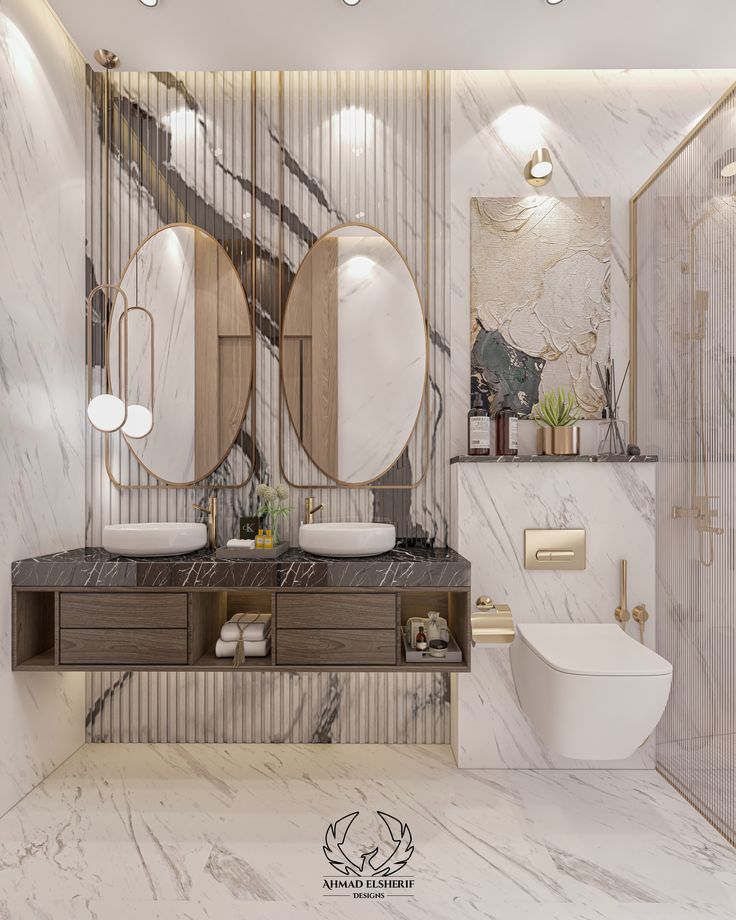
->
xmin=451 ymin=454 xmax=658 ymax=464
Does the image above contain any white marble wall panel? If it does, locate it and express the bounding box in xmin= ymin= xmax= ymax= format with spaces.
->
xmin=0 ymin=0 xmax=86 ymax=813
xmin=451 ymin=69 xmax=736 ymax=458
xmin=451 ymin=462 xmax=656 ymax=768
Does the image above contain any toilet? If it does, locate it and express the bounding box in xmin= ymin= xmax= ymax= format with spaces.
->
xmin=509 ymin=623 xmax=673 ymax=761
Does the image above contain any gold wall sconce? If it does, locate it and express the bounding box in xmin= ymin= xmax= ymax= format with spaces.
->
xmin=525 ymin=147 xmax=553 ymax=187
xmin=116 ymin=305 xmax=154 ymax=439
xmin=86 ymin=283 xmax=129 ymax=433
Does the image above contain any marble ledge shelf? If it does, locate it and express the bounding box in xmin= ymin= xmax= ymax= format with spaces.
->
xmin=451 ymin=454 xmax=658 ymax=464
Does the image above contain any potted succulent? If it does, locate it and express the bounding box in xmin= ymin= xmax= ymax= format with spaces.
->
xmin=531 ymin=387 xmax=581 ymax=456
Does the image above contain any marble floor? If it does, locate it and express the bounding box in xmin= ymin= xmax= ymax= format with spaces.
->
xmin=0 ymin=745 xmax=734 ymax=920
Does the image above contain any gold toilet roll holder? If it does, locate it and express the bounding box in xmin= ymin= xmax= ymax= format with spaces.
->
xmin=471 ymin=596 xmax=515 ymax=646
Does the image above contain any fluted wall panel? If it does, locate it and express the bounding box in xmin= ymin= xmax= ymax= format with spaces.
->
xmin=84 ymin=70 xmax=451 ymax=743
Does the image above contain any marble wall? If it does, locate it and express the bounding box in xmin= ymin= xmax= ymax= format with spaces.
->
xmin=0 ymin=0 xmax=86 ymax=812
xmin=451 ymin=461 xmax=657 ymax=768
xmin=451 ymin=69 xmax=736 ymax=458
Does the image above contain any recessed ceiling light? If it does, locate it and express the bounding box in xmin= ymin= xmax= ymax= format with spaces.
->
xmin=546 ymin=0 xmax=564 ymax=5
xmin=139 ymin=0 xmax=159 ymax=7
xmin=343 ymin=0 xmax=361 ymax=6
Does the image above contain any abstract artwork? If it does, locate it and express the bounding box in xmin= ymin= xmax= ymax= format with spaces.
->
xmin=470 ymin=196 xmax=610 ymax=417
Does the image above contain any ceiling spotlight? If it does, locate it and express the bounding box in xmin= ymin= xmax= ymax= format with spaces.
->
xmin=546 ymin=0 xmax=565 ymax=5
xmin=138 ymin=0 xmax=159 ymax=7
xmin=342 ymin=0 xmax=361 ymax=6
xmin=525 ymin=147 xmax=553 ymax=186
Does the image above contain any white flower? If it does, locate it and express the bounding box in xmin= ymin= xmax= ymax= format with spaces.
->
xmin=276 ymin=484 xmax=289 ymax=500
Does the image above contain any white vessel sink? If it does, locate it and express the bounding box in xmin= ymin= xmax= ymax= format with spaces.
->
xmin=103 ymin=523 xmax=208 ymax=557
xmin=299 ymin=522 xmax=396 ymax=557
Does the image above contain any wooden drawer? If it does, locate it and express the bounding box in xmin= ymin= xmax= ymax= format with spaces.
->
xmin=59 ymin=628 xmax=188 ymax=666
xmin=276 ymin=629 xmax=396 ymax=666
xmin=60 ymin=593 xmax=187 ymax=629
xmin=277 ymin=593 xmax=396 ymax=630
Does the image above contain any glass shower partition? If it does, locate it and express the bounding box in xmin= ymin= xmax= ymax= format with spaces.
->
xmin=633 ymin=84 xmax=736 ymax=845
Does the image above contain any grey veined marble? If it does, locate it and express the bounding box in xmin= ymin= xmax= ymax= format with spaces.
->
xmin=0 ymin=744 xmax=734 ymax=919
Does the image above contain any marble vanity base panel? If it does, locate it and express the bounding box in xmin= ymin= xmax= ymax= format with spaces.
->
xmin=451 ymin=463 xmax=656 ymax=768
xmin=86 ymin=671 xmax=451 ymax=744
xmin=0 ymin=0 xmax=86 ymax=815
xmin=0 ymin=744 xmax=734 ymax=919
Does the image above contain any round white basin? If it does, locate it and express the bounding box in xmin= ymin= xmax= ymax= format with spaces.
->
xmin=103 ymin=523 xmax=208 ymax=557
xmin=299 ymin=522 xmax=396 ymax=557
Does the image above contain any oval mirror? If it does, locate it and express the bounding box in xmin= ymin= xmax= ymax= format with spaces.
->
xmin=282 ymin=225 xmax=426 ymax=484
xmin=109 ymin=225 xmax=253 ymax=485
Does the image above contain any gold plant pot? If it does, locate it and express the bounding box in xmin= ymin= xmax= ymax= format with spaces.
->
xmin=537 ymin=425 xmax=580 ymax=456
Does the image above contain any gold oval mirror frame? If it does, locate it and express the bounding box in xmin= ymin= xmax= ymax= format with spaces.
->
xmin=108 ymin=224 xmax=254 ymax=488
xmin=281 ymin=223 xmax=428 ymax=487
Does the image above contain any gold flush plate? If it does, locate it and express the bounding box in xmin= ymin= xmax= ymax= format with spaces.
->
xmin=524 ymin=528 xmax=586 ymax=571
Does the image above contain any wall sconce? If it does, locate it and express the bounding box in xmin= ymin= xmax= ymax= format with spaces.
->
xmin=525 ymin=147 xmax=553 ymax=187
xmin=86 ymin=283 xmax=128 ymax=432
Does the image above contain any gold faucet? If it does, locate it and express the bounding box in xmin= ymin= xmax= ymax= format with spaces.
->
xmin=614 ymin=559 xmax=630 ymax=630
xmin=192 ymin=495 xmax=217 ymax=549
xmin=304 ymin=496 xmax=323 ymax=525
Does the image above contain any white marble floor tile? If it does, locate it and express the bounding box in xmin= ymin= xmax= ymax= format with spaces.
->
xmin=0 ymin=745 xmax=733 ymax=919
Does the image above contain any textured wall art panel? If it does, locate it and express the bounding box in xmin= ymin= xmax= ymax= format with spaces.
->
xmin=86 ymin=671 xmax=450 ymax=744
xmin=85 ymin=70 xmax=450 ymax=743
xmin=470 ymin=196 xmax=610 ymax=417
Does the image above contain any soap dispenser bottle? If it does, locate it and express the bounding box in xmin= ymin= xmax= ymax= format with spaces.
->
xmin=468 ymin=393 xmax=491 ymax=456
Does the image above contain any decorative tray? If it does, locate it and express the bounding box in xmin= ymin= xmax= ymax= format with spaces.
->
xmin=214 ymin=542 xmax=290 ymax=560
xmin=402 ymin=628 xmax=463 ymax=664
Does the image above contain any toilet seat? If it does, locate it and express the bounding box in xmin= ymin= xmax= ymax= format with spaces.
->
xmin=517 ymin=623 xmax=672 ymax=677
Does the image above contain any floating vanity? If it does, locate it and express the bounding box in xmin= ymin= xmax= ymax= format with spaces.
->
xmin=12 ymin=546 xmax=471 ymax=673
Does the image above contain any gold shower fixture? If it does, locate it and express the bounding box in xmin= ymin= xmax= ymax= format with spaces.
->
xmin=525 ymin=147 xmax=553 ymax=186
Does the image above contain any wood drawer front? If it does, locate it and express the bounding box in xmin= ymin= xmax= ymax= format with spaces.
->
xmin=277 ymin=629 xmax=396 ymax=666
xmin=59 ymin=629 xmax=188 ymax=666
xmin=277 ymin=593 xmax=396 ymax=630
xmin=60 ymin=593 xmax=187 ymax=629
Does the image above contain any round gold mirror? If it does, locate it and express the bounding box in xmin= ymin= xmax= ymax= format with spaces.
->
xmin=281 ymin=224 xmax=426 ymax=485
xmin=109 ymin=224 xmax=253 ymax=485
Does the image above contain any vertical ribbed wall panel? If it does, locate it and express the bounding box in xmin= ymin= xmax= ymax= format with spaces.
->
xmin=84 ymin=70 xmax=451 ymax=744
xmin=86 ymin=670 xmax=450 ymax=744
xmin=636 ymin=84 xmax=736 ymax=843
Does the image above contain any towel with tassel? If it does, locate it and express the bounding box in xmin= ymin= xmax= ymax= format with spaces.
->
xmin=220 ymin=611 xmax=271 ymax=643
xmin=215 ymin=637 xmax=270 ymax=660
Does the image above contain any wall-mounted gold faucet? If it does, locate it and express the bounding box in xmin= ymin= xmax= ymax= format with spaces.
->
xmin=192 ymin=495 xmax=217 ymax=549
xmin=304 ymin=496 xmax=323 ymax=525
xmin=614 ymin=559 xmax=630 ymax=629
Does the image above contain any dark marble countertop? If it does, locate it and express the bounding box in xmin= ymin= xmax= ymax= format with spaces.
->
xmin=451 ymin=454 xmax=658 ymax=464
xmin=12 ymin=546 xmax=470 ymax=590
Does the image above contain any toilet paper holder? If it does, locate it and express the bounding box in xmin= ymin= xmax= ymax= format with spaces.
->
xmin=471 ymin=596 xmax=515 ymax=646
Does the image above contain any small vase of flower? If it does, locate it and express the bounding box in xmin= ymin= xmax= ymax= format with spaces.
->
xmin=255 ymin=483 xmax=292 ymax=546
xmin=532 ymin=387 xmax=581 ymax=456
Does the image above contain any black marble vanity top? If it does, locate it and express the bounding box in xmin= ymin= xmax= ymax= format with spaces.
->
xmin=451 ymin=454 xmax=658 ymax=464
xmin=12 ymin=545 xmax=470 ymax=590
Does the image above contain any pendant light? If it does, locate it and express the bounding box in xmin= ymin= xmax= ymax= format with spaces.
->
xmin=120 ymin=306 xmax=155 ymax=439
xmin=86 ymin=283 xmax=129 ymax=432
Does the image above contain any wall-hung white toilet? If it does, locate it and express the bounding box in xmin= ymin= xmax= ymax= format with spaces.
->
xmin=509 ymin=623 xmax=673 ymax=761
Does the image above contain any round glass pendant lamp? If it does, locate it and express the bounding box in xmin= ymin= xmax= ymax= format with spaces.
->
xmin=86 ymin=283 xmax=129 ymax=433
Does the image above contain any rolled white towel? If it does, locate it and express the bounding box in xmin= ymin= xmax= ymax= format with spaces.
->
xmin=215 ymin=637 xmax=271 ymax=658
xmin=220 ymin=613 xmax=271 ymax=642
xmin=226 ymin=538 xmax=256 ymax=549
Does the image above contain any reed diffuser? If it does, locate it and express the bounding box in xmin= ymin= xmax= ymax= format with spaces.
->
xmin=596 ymin=359 xmax=630 ymax=456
